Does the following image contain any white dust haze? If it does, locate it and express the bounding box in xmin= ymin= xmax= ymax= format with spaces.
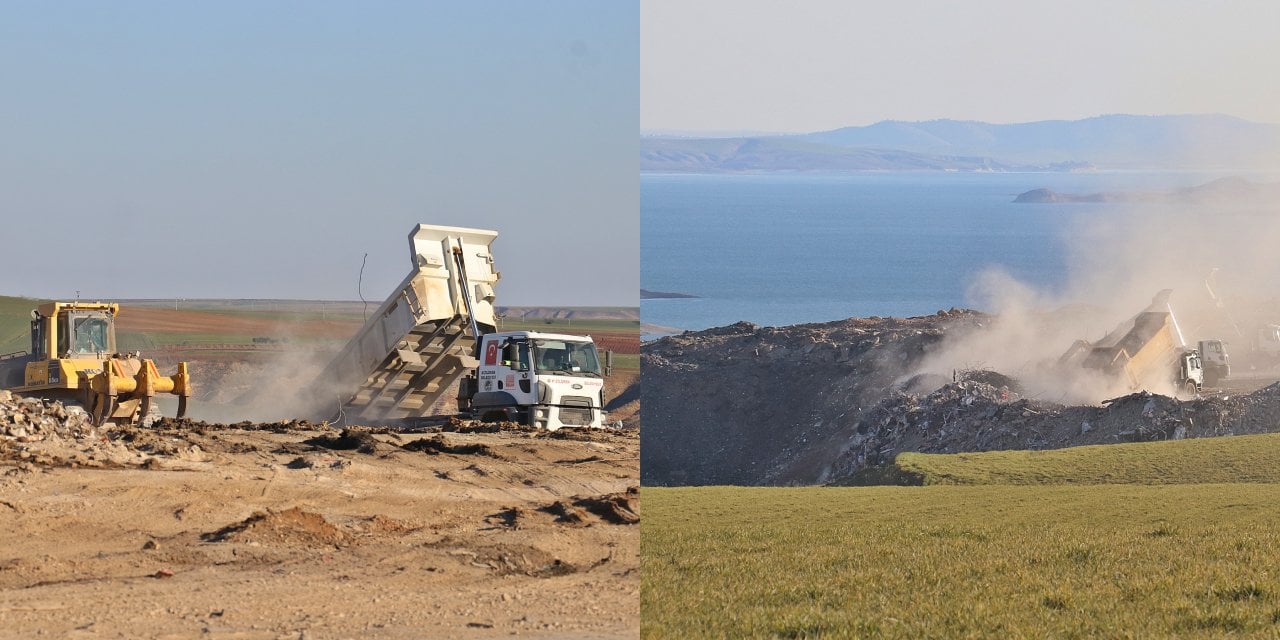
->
xmin=912 ymin=185 xmax=1280 ymax=404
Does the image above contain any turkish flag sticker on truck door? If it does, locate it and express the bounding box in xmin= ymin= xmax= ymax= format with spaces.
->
xmin=484 ymin=341 xmax=498 ymax=366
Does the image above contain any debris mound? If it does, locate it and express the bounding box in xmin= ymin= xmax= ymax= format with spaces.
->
xmin=643 ymin=311 xmax=1280 ymax=486
xmin=0 ymin=390 xmax=96 ymax=442
xmin=825 ymin=381 xmax=1280 ymax=484
xmin=642 ymin=312 xmax=990 ymax=485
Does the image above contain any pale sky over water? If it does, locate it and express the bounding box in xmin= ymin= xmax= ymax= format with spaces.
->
xmin=1 ymin=2 xmax=638 ymax=306
xmin=642 ymin=0 xmax=1280 ymax=133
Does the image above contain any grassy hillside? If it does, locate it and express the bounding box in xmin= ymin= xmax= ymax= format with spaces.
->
xmin=644 ymin=485 xmax=1280 ymax=639
xmin=846 ymin=433 xmax=1280 ymax=486
xmin=0 ymin=296 xmax=42 ymax=354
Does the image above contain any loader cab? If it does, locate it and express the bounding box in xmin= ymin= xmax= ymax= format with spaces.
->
xmin=63 ymin=311 xmax=113 ymax=357
xmin=31 ymin=303 xmax=118 ymax=360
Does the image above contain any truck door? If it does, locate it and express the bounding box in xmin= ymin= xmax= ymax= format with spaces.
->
xmin=477 ymin=336 xmax=531 ymax=397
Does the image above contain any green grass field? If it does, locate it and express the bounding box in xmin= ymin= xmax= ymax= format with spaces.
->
xmin=843 ymin=433 xmax=1280 ymax=486
xmin=645 ymin=434 xmax=1280 ymax=638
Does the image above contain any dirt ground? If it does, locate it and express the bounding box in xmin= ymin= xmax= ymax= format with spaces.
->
xmin=0 ymin=407 xmax=638 ymax=638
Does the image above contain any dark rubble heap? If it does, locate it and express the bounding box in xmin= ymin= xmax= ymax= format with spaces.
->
xmin=823 ymin=380 xmax=1280 ymax=484
xmin=642 ymin=310 xmax=1280 ymax=487
xmin=641 ymin=310 xmax=990 ymax=486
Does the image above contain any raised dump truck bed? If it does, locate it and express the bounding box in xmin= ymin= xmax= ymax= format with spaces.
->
xmin=317 ymin=224 xmax=499 ymax=421
xmin=1060 ymin=290 xmax=1204 ymax=395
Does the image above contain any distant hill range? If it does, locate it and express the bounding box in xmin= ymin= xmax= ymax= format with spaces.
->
xmin=642 ymin=114 xmax=1280 ymax=172
xmin=1014 ymin=176 xmax=1280 ymax=204
xmin=120 ymin=299 xmax=638 ymax=321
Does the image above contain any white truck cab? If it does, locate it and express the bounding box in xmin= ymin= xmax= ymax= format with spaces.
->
xmin=462 ymin=330 xmax=606 ymax=430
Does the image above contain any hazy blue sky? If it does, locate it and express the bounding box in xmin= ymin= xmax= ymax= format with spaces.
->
xmin=642 ymin=0 xmax=1280 ymax=133
xmin=1 ymin=2 xmax=637 ymax=306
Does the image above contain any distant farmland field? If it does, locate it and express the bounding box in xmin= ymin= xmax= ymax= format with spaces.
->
xmin=643 ymin=436 xmax=1280 ymax=638
xmin=0 ymin=296 xmax=639 ymax=358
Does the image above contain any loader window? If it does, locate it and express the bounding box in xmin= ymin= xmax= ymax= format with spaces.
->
xmin=71 ymin=315 xmax=110 ymax=355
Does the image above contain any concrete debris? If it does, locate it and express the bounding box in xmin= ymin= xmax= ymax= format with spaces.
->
xmin=0 ymin=394 xmax=97 ymax=441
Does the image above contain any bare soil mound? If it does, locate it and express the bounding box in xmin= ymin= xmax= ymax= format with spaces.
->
xmin=202 ymin=507 xmax=349 ymax=548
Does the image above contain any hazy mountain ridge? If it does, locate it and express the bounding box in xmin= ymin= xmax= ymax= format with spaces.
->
xmin=643 ymin=114 xmax=1280 ymax=172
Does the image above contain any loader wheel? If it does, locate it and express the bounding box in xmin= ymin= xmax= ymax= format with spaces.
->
xmin=1183 ymin=381 xmax=1199 ymax=399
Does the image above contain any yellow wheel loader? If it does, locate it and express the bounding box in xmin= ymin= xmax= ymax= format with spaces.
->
xmin=0 ymin=302 xmax=191 ymax=425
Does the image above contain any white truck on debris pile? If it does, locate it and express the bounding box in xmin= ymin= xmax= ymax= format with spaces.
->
xmin=315 ymin=224 xmax=606 ymax=430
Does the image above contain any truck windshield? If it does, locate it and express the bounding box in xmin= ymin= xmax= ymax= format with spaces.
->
xmin=72 ymin=315 xmax=110 ymax=354
xmin=532 ymin=339 xmax=601 ymax=376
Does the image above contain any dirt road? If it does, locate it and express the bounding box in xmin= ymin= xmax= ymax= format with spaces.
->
xmin=0 ymin=412 xmax=638 ymax=638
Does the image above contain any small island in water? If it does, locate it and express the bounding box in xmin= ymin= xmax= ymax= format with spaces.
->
xmin=1015 ymin=176 xmax=1280 ymax=204
xmin=642 ymin=289 xmax=699 ymax=300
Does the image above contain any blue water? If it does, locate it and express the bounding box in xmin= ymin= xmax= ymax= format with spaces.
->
xmin=641 ymin=171 xmax=1247 ymax=332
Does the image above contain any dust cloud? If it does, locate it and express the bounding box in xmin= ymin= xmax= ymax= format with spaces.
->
xmin=912 ymin=186 xmax=1280 ymax=404
xmin=181 ymin=323 xmax=342 ymax=424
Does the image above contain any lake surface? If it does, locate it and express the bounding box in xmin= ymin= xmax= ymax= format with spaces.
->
xmin=640 ymin=171 xmax=1261 ymax=333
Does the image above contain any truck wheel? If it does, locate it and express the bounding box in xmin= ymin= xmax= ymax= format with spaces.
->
xmin=1183 ymin=381 xmax=1199 ymax=398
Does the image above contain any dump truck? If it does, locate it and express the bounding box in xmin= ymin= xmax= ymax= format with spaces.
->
xmin=1059 ymin=290 xmax=1212 ymax=396
xmin=0 ymin=302 xmax=192 ymax=425
xmin=315 ymin=224 xmax=605 ymax=429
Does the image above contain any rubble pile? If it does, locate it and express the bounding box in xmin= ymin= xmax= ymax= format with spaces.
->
xmin=821 ymin=378 xmax=1280 ymax=484
xmin=0 ymin=390 xmax=96 ymax=441
xmin=0 ymin=390 xmax=202 ymax=470
xmin=642 ymin=310 xmax=990 ymax=486
xmin=643 ymin=311 xmax=1280 ymax=487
